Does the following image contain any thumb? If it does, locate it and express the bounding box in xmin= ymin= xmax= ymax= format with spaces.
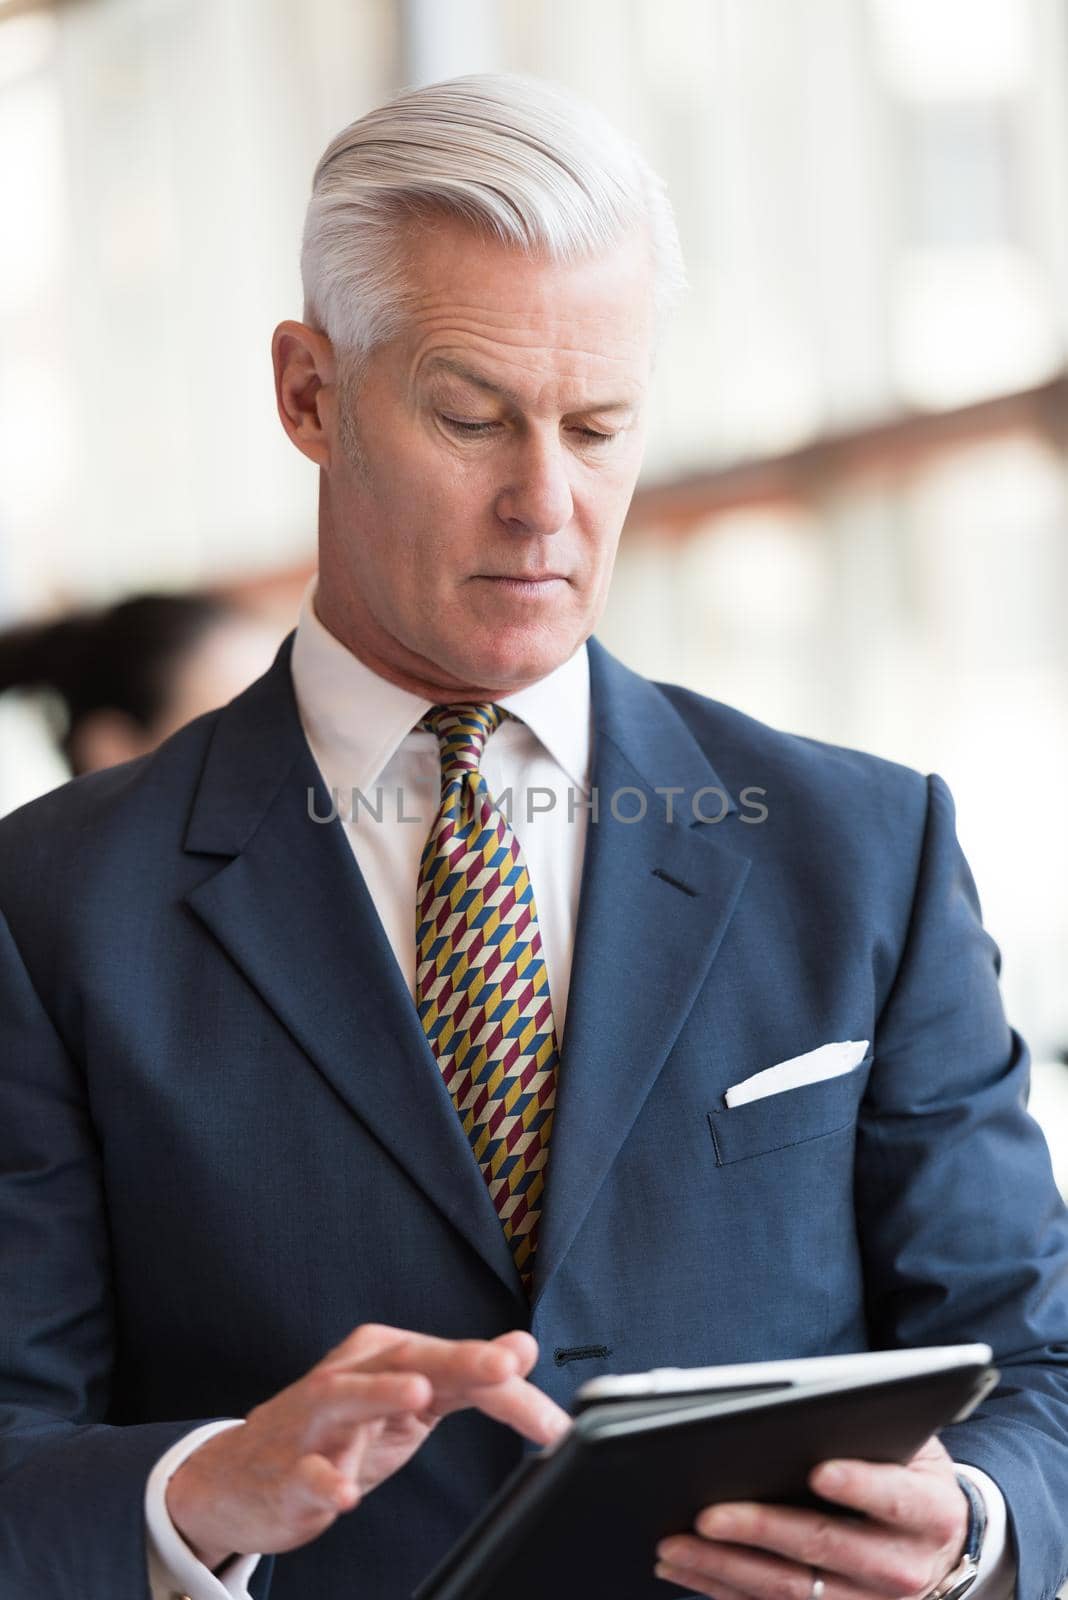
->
xmin=293 ymin=1452 xmax=362 ymax=1515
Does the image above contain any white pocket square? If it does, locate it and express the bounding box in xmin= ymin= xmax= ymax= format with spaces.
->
xmin=724 ymin=1039 xmax=870 ymax=1109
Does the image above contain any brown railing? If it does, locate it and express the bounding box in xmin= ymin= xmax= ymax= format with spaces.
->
xmin=628 ymin=373 xmax=1068 ymax=538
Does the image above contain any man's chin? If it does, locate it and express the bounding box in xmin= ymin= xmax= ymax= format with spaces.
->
xmin=443 ymin=624 xmax=582 ymax=696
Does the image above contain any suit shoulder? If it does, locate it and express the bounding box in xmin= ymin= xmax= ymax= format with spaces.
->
xmin=654 ymin=678 xmax=930 ymax=833
xmin=0 ymin=708 xmax=221 ymax=906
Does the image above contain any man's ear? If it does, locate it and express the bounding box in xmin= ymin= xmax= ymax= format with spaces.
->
xmin=271 ymin=321 xmax=337 ymax=467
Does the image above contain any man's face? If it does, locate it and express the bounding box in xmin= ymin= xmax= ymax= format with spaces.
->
xmin=315 ymin=213 xmax=655 ymax=697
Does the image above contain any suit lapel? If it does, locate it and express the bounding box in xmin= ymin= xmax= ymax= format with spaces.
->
xmin=183 ymin=635 xmax=523 ymax=1299
xmin=532 ymin=640 xmax=752 ymax=1302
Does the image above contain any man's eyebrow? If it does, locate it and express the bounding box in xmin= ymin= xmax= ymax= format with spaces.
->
xmin=423 ymin=356 xmax=636 ymax=414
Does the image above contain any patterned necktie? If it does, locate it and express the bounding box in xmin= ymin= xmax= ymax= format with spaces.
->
xmin=415 ymin=703 xmax=559 ymax=1296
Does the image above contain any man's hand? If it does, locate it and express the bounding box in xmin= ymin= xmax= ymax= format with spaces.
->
xmin=166 ymin=1323 xmax=568 ymax=1571
xmin=654 ymin=1436 xmax=969 ymax=1599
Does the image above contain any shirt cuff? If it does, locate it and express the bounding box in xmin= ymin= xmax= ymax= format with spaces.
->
xmin=952 ymin=1461 xmax=1014 ymax=1599
xmin=145 ymin=1420 xmax=262 ymax=1600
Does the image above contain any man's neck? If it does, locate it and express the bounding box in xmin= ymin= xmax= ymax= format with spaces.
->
xmin=311 ymin=586 xmax=540 ymax=704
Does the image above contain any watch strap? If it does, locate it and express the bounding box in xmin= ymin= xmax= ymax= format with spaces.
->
xmin=926 ymin=1473 xmax=987 ymax=1599
xmin=954 ymin=1472 xmax=988 ymax=1563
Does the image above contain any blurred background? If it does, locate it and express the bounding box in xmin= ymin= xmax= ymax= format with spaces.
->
xmin=1 ymin=0 xmax=1066 ymax=1169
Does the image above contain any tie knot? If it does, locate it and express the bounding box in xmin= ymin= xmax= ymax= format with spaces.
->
xmin=418 ymin=703 xmax=510 ymax=780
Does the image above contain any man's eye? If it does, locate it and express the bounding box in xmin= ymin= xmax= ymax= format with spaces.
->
xmin=441 ymin=416 xmax=497 ymax=435
xmin=439 ymin=415 xmax=616 ymax=446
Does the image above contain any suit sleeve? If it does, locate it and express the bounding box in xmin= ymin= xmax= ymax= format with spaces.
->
xmin=856 ymin=772 xmax=1068 ymax=1600
xmin=0 ymin=907 xmax=272 ymax=1599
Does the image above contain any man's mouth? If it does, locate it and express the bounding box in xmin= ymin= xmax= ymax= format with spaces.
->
xmin=476 ymin=573 xmax=568 ymax=587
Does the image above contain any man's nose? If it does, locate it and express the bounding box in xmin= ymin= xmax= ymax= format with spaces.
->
xmin=495 ymin=435 xmax=574 ymax=535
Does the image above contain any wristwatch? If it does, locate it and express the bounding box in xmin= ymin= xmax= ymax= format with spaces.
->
xmin=926 ymin=1474 xmax=987 ymax=1600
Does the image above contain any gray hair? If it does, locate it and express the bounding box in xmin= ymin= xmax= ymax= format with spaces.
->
xmin=300 ymin=72 xmax=687 ymax=363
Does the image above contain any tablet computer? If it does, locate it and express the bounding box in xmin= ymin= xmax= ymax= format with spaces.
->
xmin=413 ymin=1344 xmax=997 ymax=1600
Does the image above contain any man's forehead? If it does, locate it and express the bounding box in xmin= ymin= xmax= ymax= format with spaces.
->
xmin=394 ymin=218 xmax=655 ymax=404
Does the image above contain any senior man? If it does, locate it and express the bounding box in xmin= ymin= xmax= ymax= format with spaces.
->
xmin=1 ymin=72 xmax=1067 ymax=1600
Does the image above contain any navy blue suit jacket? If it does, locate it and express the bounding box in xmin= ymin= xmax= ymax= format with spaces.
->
xmin=2 ymin=634 xmax=1067 ymax=1599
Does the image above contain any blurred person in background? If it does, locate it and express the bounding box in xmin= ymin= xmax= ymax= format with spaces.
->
xmin=0 ymin=592 xmax=281 ymax=778
xmin=1 ymin=70 xmax=1067 ymax=1600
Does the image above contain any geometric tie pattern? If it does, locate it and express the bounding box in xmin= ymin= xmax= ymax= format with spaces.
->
xmin=415 ymin=703 xmax=558 ymax=1297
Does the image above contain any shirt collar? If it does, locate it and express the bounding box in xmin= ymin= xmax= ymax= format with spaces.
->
xmin=290 ymin=575 xmax=591 ymax=795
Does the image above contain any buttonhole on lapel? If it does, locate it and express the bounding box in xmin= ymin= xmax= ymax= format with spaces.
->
xmin=651 ymin=867 xmax=698 ymax=898
xmin=554 ymin=1344 xmax=611 ymax=1366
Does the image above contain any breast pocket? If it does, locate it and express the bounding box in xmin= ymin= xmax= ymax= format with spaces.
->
xmin=707 ymin=1053 xmax=872 ymax=1166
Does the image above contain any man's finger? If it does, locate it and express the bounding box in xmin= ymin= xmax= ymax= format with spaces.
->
xmin=658 ymin=1527 xmax=931 ymax=1600
xmin=654 ymin=1563 xmax=752 ymax=1600
xmin=655 ymin=1538 xmax=863 ymax=1600
xmin=308 ymin=1326 xmax=563 ymax=1445
xmin=302 ymin=1369 xmax=434 ymax=1435
xmin=324 ymin=1330 xmax=522 ymax=1389
xmin=292 ymin=1451 xmax=360 ymax=1515
xmin=808 ymin=1456 xmax=965 ymax=1538
xmin=427 ymin=1370 xmax=570 ymax=1445
xmin=490 ymin=1329 xmax=539 ymax=1375
xmin=467 ymin=1375 xmax=570 ymax=1445
xmin=317 ymin=1322 xmax=409 ymax=1367
xmin=686 ymin=1501 xmax=942 ymax=1595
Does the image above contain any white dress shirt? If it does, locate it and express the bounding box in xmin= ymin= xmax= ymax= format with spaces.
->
xmin=145 ymin=577 xmax=1013 ymax=1599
